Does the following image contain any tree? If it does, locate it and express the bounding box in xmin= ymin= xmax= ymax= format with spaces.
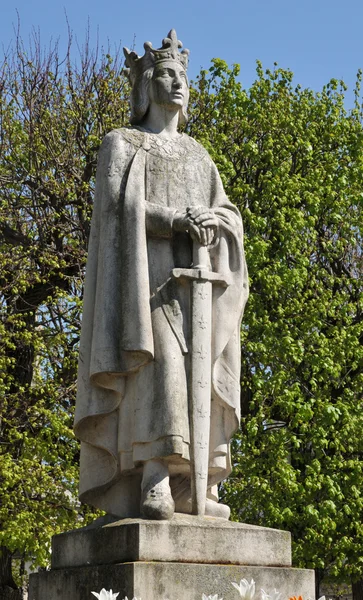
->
xmin=0 ymin=32 xmax=129 ymax=595
xmin=186 ymin=60 xmax=363 ymax=597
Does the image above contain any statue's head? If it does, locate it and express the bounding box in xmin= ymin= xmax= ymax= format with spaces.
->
xmin=123 ymin=30 xmax=190 ymax=126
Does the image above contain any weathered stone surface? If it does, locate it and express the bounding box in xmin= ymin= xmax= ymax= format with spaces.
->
xmin=74 ymin=28 xmax=249 ymax=520
xmin=51 ymin=516 xmax=292 ymax=569
xmin=30 ymin=562 xmax=315 ymax=600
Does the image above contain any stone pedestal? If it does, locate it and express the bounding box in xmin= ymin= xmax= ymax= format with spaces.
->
xmin=29 ymin=515 xmax=315 ymax=600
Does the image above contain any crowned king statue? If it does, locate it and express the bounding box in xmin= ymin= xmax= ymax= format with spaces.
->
xmin=74 ymin=30 xmax=249 ymax=521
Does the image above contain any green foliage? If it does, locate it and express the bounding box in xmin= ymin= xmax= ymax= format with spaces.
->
xmin=0 ymin=34 xmax=130 ymax=573
xmin=187 ymin=60 xmax=363 ymax=583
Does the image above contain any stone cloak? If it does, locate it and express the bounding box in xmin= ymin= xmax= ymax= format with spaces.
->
xmin=74 ymin=128 xmax=249 ymax=517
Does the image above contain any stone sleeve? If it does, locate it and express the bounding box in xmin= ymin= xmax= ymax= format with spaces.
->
xmin=145 ymin=203 xmax=178 ymax=238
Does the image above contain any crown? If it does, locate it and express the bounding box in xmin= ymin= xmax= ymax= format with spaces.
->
xmin=123 ymin=29 xmax=189 ymax=83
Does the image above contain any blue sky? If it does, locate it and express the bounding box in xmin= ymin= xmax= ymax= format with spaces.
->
xmin=2 ymin=0 xmax=363 ymax=103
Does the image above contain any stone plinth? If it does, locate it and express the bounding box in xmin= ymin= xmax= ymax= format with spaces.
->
xmin=51 ymin=515 xmax=291 ymax=569
xmin=29 ymin=516 xmax=315 ymax=600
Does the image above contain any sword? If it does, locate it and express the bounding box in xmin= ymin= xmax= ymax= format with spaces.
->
xmin=172 ymin=242 xmax=228 ymax=516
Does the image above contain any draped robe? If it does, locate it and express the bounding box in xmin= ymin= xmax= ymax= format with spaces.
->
xmin=74 ymin=127 xmax=249 ymax=517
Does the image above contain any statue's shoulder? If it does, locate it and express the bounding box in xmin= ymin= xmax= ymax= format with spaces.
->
xmin=181 ymin=134 xmax=212 ymax=162
xmin=97 ymin=128 xmax=142 ymax=176
xmin=101 ymin=127 xmax=144 ymax=152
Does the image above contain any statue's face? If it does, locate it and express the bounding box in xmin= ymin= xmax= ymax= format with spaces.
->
xmin=149 ymin=61 xmax=188 ymax=110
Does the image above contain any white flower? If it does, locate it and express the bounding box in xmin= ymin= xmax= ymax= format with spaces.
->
xmin=91 ymin=590 xmax=119 ymax=600
xmin=261 ymin=589 xmax=281 ymax=600
xmin=202 ymin=595 xmax=223 ymax=600
xmin=231 ymin=579 xmax=256 ymax=600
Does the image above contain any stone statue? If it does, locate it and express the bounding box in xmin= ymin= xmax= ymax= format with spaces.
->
xmin=74 ymin=29 xmax=249 ymax=521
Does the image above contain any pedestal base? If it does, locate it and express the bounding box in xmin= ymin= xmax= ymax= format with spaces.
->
xmin=29 ymin=516 xmax=315 ymax=600
xmin=30 ymin=562 xmax=315 ymax=600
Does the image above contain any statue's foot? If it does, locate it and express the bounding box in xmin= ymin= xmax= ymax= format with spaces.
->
xmin=205 ymin=498 xmax=230 ymax=520
xmin=174 ymin=496 xmax=230 ymax=520
xmin=141 ymin=486 xmax=175 ymax=520
xmin=141 ymin=459 xmax=175 ymax=520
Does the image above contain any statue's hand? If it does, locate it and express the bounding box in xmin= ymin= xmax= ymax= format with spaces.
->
xmin=173 ymin=208 xmax=219 ymax=246
xmin=173 ymin=210 xmax=202 ymax=243
xmin=187 ymin=207 xmax=219 ymax=246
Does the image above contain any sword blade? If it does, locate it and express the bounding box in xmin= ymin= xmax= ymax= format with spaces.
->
xmin=190 ymin=278 xmax=212 ymax=517
xmin=172 ymin=243 xmax=228 ymax=518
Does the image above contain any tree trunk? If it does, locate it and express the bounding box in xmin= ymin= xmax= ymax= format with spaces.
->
xmin=315 ymin=567 xmax=324 ymax=600
xmin=0 ymin=546 xmax=21 ymax=599
xmin=352 ymin=579 xmax=363 ymax=600
xmin=0 ymin=587 xmax=22 ymax=600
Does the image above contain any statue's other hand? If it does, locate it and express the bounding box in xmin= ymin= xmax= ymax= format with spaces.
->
xmin=187 ymin=207 xmax=219 ymax=246
xmin=202 ymin=225 xmax=217 ymax=246
xmin=188 ymin=220 xmax=217 ymax=246
xmin=187 ymin=206 xmax=218 ymax=227
xmin=173 ymin=210 xmax=203 ymax=243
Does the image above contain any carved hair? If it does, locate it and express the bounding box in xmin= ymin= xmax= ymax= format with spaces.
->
xmin=129 ymin=67 xmax=189 ymax=126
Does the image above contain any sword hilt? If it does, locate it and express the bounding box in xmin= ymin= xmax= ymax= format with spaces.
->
xmin=193 ymin=242 xmax=211 ymax=270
